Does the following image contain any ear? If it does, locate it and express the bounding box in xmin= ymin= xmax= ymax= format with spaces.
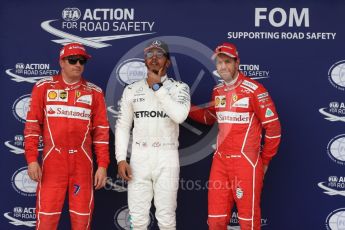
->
xmin=59 ymin=59 xmax=64 ymax=69
xmin=235 ymin=58 xmax=240 ymax=69
xmin=165 ymin=59 xmax=171 ymax=68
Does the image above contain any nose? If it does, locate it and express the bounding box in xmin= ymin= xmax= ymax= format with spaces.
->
xmin=219 ymin=62 xmax=226 ymax=69
xmin=75 ymin=61 xmax=82 ymax=67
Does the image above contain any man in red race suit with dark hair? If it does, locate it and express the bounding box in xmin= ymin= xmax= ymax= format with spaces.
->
xmin=189 ymin=42 xmax=281 ymax=230
xmin=24 ymin=43 xmax=109 ymax=230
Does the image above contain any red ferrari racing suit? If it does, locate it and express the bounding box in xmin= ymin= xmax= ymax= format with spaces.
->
xmin=24 ymin=75 xmax=109 ymax=230
xmin=189 ymin=73 xmax=281 ymax=230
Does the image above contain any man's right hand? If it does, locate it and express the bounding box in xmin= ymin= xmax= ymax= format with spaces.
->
xmin=146 ymin=68 xmax=163 ymax=88
xmin=117 ymin=160 xmax=132 ymax=181
xmin=28 ymin=162 xmax=42 ymax=182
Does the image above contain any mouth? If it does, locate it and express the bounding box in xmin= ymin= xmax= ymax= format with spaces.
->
xmin=149 ymin=58 xmax=160 ymax=65
xmin=148 ymin=63 xmax=160 ymax=71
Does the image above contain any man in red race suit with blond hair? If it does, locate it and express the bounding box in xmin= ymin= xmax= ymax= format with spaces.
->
xmin=189 ymin=42 xmax=281 ymax=230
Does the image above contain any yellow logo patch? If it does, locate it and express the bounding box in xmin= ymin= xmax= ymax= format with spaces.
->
xmin=48 ymin=91 xmax=57 ymax=100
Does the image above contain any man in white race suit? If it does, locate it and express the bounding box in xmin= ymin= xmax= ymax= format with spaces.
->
xmin=115 ymin=39 xmax=191 ymax=229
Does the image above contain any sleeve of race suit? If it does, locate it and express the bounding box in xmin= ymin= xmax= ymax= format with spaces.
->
xmin=189 ymin=90 xmax=217 ymax=125
xmin=92 ymin=90 xmax=110 ymax=169
xmin=115 ymin=86 xmax=134 ymax=163
xmin=252 ymin=85 xmax=281 ymax=166
xmin=24 ymin=83 xmax=44 ymax=164
xmin=154 ymin=82 xmax=191 ymax=124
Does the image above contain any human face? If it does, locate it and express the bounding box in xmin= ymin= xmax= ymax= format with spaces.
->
xmin=59 ymin=55 xmax=86 ymax=83
xmin=144 ymin=48 xmax=170 ymax=75
xmin=215 ymin=54 xmax=239 ymax=83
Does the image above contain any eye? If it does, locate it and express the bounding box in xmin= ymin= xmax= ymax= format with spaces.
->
xmin=156 ymin=51 xmax=165 ymax=58
xmin=145 ymin=51 xmax=154 ymax=58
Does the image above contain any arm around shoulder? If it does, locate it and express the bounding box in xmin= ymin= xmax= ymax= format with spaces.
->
xmin=155 ymin=81 xmax=191 ymax=124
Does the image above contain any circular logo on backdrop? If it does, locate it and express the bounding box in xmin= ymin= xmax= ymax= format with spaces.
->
xmin=113 ymin=206 xmax=154 ymax=230
xmin=326 ymin=208 xmax=345 ymax=230
xmin=327 ymin=134 xmax=345 ymax=165
xmin=11 ymin=167 xmax=37 ymax=196
xmin=106 ymin=36 xmax=218 ymax=167
xmin=328 ymin=60 xmax=345 ymax=91
xmin=116 ymin=58 xmax=147 ymax=85
xmin=12 ymin=94 xmax=31 ymax=123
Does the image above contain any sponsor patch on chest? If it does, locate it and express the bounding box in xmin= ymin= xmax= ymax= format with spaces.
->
xmin=133 ymin=97 xmax=145 ymax=103
xmin=215 ymin=95 xmax=226 ymax=108
xmin=76 ymin=94 xmax=92 ymax=105
xmin=232 ymin=97 xmax=249 ymax=108
xmin=216 ymin=111 xmax=250 ymax=124
xmin=47 ymin=90 xmax=68 ymax=102
xmin=46 ymin=105 xmax=91 ymax=120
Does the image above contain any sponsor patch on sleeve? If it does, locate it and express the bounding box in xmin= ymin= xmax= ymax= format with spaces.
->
xmin=257 ymin=92 xmax=269 ymax=100
xmin=265 ymin=108 xmax=274 ymax=118
xmin=242 ymin=80 xmax=258 ymax=91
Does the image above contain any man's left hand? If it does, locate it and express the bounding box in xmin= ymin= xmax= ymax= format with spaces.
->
xmin=94 ymin=167 xmax=107 ymax=190
xmin=263 ymin=165 xmax=268 ymax=175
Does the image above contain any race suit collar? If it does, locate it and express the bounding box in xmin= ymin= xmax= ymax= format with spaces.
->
xmin=144 ymin=74 xmax=168 ymax=87
xmin=160 ymin=75 xmax=168 ymax=83
xmin=224 ymin=72 xmax=239 ymax=86
xmin=57 ymin=75 xmax=84 ymax=90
